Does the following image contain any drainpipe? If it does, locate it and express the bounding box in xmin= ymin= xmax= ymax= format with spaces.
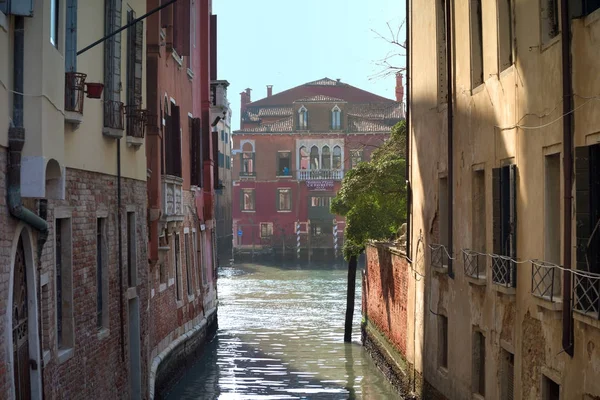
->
xmin=36 ymin=199 xmax=48 ymax=400
xmin=445 ymin=0 xmax=454 ymax=279
xmin=117 ymin=138 xmax=125 ymax=362
xmin=560 ymin=0 xmax=574 ymax=357
xmin=405 ymin=0 xmax=411 ymax=258
xmin=9 ymin=16 xmax=49 ymax=398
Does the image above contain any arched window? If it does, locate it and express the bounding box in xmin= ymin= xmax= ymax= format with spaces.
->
xmin=331 ymin=105 xmax=341 ymax=130
xmin=298 ymin=106 xmax=308 ymax=130
xmin=299 ymin=146 xmax=309 ymax=170
xmin=241 ymin=142 xmax=255 ymax=176
xmin=322 ymin=146 xmax=331 ymax=170
xmin=333 ymin=146 xmax=342 ymax=169
xmin=310 ymin=146 xmax=320 ymax=170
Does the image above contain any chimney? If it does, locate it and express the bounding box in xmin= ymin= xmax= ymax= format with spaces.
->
xmin=267 ymin=85 xmax=273 ymax=97
xmin=240 ymin=88 xmax=251 ymax=115
xmin=395 ymin=72 xmax=404 ymax=102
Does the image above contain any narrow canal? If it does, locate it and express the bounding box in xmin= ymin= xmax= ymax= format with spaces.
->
xmin=165 ymin=261 xmax=398 ymax=399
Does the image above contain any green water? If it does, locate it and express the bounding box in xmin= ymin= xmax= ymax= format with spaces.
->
xmin=165 ymin=262 xmax=400 ymax=399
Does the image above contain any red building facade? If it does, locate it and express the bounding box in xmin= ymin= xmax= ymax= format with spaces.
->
xmin=232 ymin=77 xmax=404 ymax=260
xmin=145 ymin=0 xmax=219 ymax=395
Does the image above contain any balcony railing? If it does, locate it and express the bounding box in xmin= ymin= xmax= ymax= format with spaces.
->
xmin=126 ymin=106 xmax=148 ymax=139
xmin=239 ymin=171 xmax=256 ymax=177
xmin=531 ymin=261 xmax=561 ymax=302
xmin=103 ymin=100 xmax=125 ymax=131
xmin=491 ymin=254 xmax=517 ymax=288
xmin=298 ymin=169 xmax=344 ymax=181
xmin=463 ymin=249 xmax=485 ymax=280
xmin=430 ymin=244 xmax=449 ymax=271
xmin=65 ymin=72 xmax=86 ymax=114
xmin=573 ymin=271 xmax=600 ymax=318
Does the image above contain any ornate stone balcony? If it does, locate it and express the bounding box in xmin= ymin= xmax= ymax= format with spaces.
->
xmin=297 ymin=169 xmax=344 ymax=181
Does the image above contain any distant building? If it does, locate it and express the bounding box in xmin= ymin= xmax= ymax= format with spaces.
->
xmin=232 ymin=77 xmax=404 ymax=260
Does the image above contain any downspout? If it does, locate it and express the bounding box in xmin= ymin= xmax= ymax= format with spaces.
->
xmin=445 ymin=0 xmax=454 ymax=278
xmin=9 ymin=16 xmax=49 ymax=398
xmin=117 ymin=138 xmax=125 ymax=361
xmin=405 ymin=0 xmax=411 ymax=258
xmin=560 ymin=0 xmax=574 ymax=357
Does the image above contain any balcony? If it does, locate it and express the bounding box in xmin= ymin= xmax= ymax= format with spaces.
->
xmin=102 ymin=100 xmax=125 ymax=138
xmin=160 ymin=175 xmax=184 ymax=234
xmin=430 ymin=244 xmax=449 ymax=274
xmin=64 ymin=72 xmax=86 ymax=124
xmin=298 ymin=169 xmax=344 ymax=181
xmin=125 ymin=106 xmax=148 ymax=148
xmin=463 ymin=249 xmax=486 ymax=284
xmin=491 ymin=254 xmax=517 ymax=291
xmin=573 ymin=271 xmax=600 ymax=319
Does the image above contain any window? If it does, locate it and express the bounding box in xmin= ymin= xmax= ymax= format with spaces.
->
xmin=174 ymin=233 xmax=182 ymax=301
xmin=193 ymin=230 xmax=200 ymax=288
xmin=298 ymin=106 xmax=308 ymax=130
xmin=277 ymin=188 xmax=292 ymax=211
xmin=260 ymin=223 xmax=273 ymax=238
xmin=55 ymin=218 xmax=73 ymax=349
xmin=184 ymin=232 xmax=193 ymax=296
xmin=545 ymin=153 xmax=561 ymax=296
xmin=350 ymin=149 xmax=363 ymax=168
xmin=218 ymin=151 xmax=224 ymax=168
xmin=541 ymin=0 xmax=559 ymax=44
xmin=310 ymin=146 xmax=320 ymax=170
xmin=241 ymin=150 xmax=255 ymax=176
xmin=470 ymin=0 xmax=484 ymax=87
xmin=311 ymin=223 xmax=323 ymax=236
xmin=310 ymin=196 xmax=332 ymax=208
xmin=226 ymin=155 xmax=231 ymax=170
xmin=127 ymin=212 xmax=137 ymax=288
xmin=189 ymin=0 xmax=195 ymax=69
xmin=104 ymin=0 xmax=122 ymax=130
xmin=500 ymin=349 xmax=514 ymax=400
xmin=164 ymin=103 xmax=183 ymax=177
xmin=472 ymin=170 xmax=486 ymax=254
xmin=498 ymin=0 xmax=514 ymax=71
xmin=190 ymin=117 xmax=202 ymax=186
xmin=50 ymin=0 xmax=59 ymax=47
xmin=492 ymin=164 xmax=517 ymax=286
xmin=542 ymin=375 xmax=560 ymax=400
xmin=126 ymin=9 xmax=144 ymax=114
xmin=472 ymin=330 xmax=485 ymax=396
xmin=65 ymin=0 xmax=77 ymax=72
xmin=331 ymin=105 xmax=341 ymax=130
xmin=438 ymin=314 xmax=448 ymax=369
xmin=299 ymin=146 xmax=309 ymax=170
xmin=582 ymin=0 xmax=600 ymax=16
xmin=277 ymin=151 xmax=291 ymax=176
xmin=200 ymin=231 xmax=207 ymax=285
xmin=438 ymin=177 xmax=449 ymax=255
xmin=333 ymin=146 xmax=342 ymax=170
xmin=322 ymin=146 xmax=331 ymax=169
xmin=437 ymin=0 xmax=448 ymax=102
xmin=96 ymin=218 xmax=108 ymax=330
xmin=241 ymin=189 xmax=255 ymax=211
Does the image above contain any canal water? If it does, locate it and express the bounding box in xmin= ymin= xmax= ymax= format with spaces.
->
xmin=165 ymin=262 xmax=399 ymax=399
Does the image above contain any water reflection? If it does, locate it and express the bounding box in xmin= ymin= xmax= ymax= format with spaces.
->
xmin=165 ymin=262 xmax=398 ymax=399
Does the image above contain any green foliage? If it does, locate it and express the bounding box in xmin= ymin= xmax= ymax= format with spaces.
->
xmin=331 ymin=120 xmax=407 ymax=259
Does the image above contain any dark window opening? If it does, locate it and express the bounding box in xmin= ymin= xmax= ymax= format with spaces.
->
xmin=277 ymin=152 xmax=291 ymax=176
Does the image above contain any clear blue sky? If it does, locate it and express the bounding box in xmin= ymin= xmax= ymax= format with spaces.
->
xmin=213 ymin=0 xmax=406 ymax=131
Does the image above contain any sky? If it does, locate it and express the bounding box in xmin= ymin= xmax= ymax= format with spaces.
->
xmin=213 ymin=0 xmax=406 ymax=131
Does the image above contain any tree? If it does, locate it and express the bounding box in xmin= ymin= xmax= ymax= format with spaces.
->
xmin=370 ymin=20 xmax=407 ymax=81
xmin=332 ymin=121 xmax=407 ymax=342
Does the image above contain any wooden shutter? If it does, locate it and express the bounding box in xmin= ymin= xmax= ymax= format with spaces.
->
xmin=210 ymin=14 xmax=218 ymax=80
xmin=163 ymin=113 xmax=172 ymax=174
xmin=492 ymin=168 xmax=502 ymax=255
xmin=65 ymin=0 xmax=78 ymax=72
xmin=575 ymin=146 xmax=591 ymax=271
xmin=174 ymin=0 xmax=190 ymax=55
xmin=134 ymin=20 xmax=144 ymax=107
xmin=171 ymin=105 xmax=182 ymax=177
xmin=190 ymin=118 xmax=202 ymax=186
xmin=126 ymin=10 xmax=135 ymax=107
xmin=508 ymin=164 xmax=517 ymax=259
xmin=213 ymin=130 xmax=219 ymax=189
xmin=161 ymin=0 xmax=173 ymax=28
xmin=203 ymin=124 xmax=211 ymax=161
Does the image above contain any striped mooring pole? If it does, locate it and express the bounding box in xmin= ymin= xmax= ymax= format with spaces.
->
xmin=333 ymin=219 xmax=338 ymax=258
xmin=296 ymin=221 xmax=301 ymax=260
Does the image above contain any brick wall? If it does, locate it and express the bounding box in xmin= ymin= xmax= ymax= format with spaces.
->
xmin=0 ymin=144 xmax=149 ymax=399
xmin=364 ymin=244 xmax=410 ymax=357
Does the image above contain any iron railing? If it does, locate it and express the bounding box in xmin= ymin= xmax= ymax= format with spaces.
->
xmin=491 ymin=254 xmax=517 ymax=288
xmin=125 ymin=106 xmax=148 ymax=139
xmin=103 ymin=100 xmax=125 ymax=130
xmin=531 ymin=261 xmax=560 ymax=302
xmin=573 ymin=271 xmax=600 ymax=318
xmin=430 ymin=244 xmax=448 ymax=271
xmin=65 ymin=72 xmax=87 ymax=114
xmin=298 ymin=169 xmax=344 ymax=181
xmin=463 ymin=249 xmax=485 ymax=279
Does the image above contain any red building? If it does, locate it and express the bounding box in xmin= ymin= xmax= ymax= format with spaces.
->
xmin=145 ymin=0 xmax=219 ymax=395
xmin=232 ymin=76 xmax=404 ymax=260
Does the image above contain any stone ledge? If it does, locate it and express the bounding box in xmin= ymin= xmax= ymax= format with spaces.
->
xmin=492 ymin=284 xmax=516 ymax=296
xmin=574 ymin=310 xmax=600 ymax=330
xmin=465 ymin=275 xmax=486 ymax=286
